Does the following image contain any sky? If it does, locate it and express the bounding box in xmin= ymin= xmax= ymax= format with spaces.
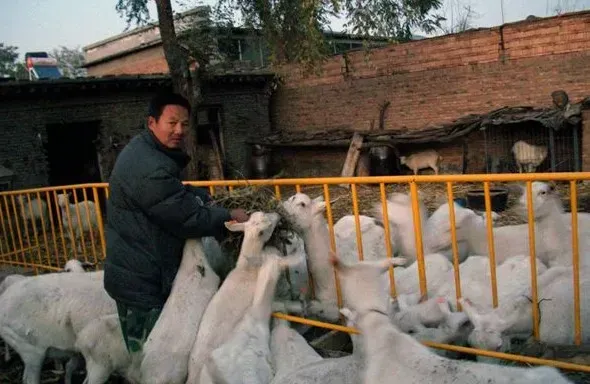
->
xmin=2 ymin=0 xmax=590 ymax=59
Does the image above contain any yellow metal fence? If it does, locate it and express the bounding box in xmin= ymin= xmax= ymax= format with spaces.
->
xmin=0 ymin=172 xmax=589 ymax=373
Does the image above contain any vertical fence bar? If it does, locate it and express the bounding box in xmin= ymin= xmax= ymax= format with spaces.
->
xmin=446 ymin=182 xmax=463 ymax=311
xmin=45 ymin=190 xmax=61 ymax=268
xmin=409 ymin=182 xmax=427 ymax=298
xmin=3 ymin=196 xmax=18 ymax=263
xmin=209 ymin=186 xmax=215 ymax=196
xmin=323 ymin=184 xmax=342 ymax=310
xmin=295 ymin=185 xmax=301 ymax=193
xmin=10 ymin=195 xmax=26 ymax=263
xmin=274 ymin=185 xmax=281 ymax=200
xmin=20 ymin=195 xmax=33 ymax=254
xmin=62 ymin=189 xmax=78 ymax=259
xmin=72 ymin=190 xmax=88 ymax=257
xmin=52 ymin=190 xmax=69 ymax=263
xmin=483 ymin=182 xmax=499 ymax=308
xmin=0 ymin=198 xmax=8 ymax=258
xmin=82 ymin=188 xmax=98 ymax=266
xmin=92 ymin=187 xmax=107 ymax=262
xmin=379 ymin=183 xmax=397 ymax=298
xmin=570 ymin=180 xmax=581 ymax=345
xmin=35 ymin=192 xmax=51 ymax=268
xmin=350 ymin=183 xmax=364 ymax=261
xmin=25 ymin=194 xmax=43 ymax=271
xmin=525 ymin=181 xmax=540 ymax=340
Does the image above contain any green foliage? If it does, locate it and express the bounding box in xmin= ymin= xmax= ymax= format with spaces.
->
xmin=341 ymin=0 xmax=444 ymax=42
xmin=115 ymin=0 xmax=444 ymax=74
xmin=0 ymin=43 xmax=19 ymax=78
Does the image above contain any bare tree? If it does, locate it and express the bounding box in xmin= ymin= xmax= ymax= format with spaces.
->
xmin=438 ymin=0 xmax=479 ymax=34
xmin=115 ymin=0 xmax=445 ymax=178
xmin=50 ymin=46 xmax=88 ymax=78
xmin=552 ymin=0 xmax=585 ymax=15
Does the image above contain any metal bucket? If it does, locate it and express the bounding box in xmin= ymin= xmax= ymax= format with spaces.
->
xmin=369 ymin=146 xmax=396 ymax=176
xmin=249 ymin=145 xmax=272 ymax=179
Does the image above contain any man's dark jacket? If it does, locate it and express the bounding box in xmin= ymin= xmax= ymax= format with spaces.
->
xmin=104 ymin=129 xmax=232 ymax=310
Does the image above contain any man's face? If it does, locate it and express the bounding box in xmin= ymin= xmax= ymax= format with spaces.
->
xmin=148 ymin=104 xmax=189 ymax=149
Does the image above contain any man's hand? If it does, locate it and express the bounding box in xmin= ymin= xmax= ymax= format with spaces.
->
xmin=230 ymin=208 xmax=249 ymax=223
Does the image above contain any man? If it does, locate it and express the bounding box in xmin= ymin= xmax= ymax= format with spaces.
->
xmin=103 ymin=92 xmax=249 ymax=355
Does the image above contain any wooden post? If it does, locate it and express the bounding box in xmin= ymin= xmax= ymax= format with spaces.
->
xmin=340 ymin=132 xmax=364 ymax=188
xmin=208 ymin=129 xmax=225 ymax=180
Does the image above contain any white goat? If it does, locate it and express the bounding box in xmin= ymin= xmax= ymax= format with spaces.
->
xmin=280 ymin=193 xmax=341 ymax=322
xmin=463 ymin=265 xmax=590 ymax=360
xmin=16 ymin=195 xmax=49 ymax=231
xmin=273 ymin=231 xmax=309 ymax=305
xmin=434 ymin=254 xmax=548 ymax=313
xmin=430 ymin=183 xmax=589 ymax=267
xmin=186 ymin=211 xmax=283 ymax=384
xmin=391 ymin=296 xmax=472 ymax=358
xmin=0 ymin=268 xmax=114 ymax=384
xmin=511 ymin=140 xmax=548 ymax=173
xmin=516 ymin=181 xmax=590 ymax=268
xmin=75 ymin=238 xmax=221 ymax=384
xmin=206 ymin=250 xmax=304 ymax=384
xmin=334 ymin=214 xmax=396 ymax=263
xmin=270 ymin=307 xmax=365 ymax=384
xmin=399 ymin=150 xmax=443 ymax=175
xmin=0 ymin=259 xmax=95 ymax=381
xmin=371 ymin=192 xmax=429 ymax=264
xmin=269 ymin=319 xmax=323 ymax=379
xmin=372 ymin=194 xmax=475 ymax=264
xmin=56 ymin=192 xmax=99 ymax=253
xmin=330 ymin=256 xmax=574 ymax=384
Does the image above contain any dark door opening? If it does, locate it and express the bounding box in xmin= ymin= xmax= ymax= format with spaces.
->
xmin=195 ymin=106 xmax=224 ymax=179
xmin=44 ymin=121 xmax=103 ymax=208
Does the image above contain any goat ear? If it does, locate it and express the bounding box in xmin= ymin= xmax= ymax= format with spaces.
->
xmin=312 ymin=201 xmax=326 ymax=216
xmin=312 ymin=195 xmax=324 ymax=203
xmin=225 ymin=221 xmax=245 ymax=232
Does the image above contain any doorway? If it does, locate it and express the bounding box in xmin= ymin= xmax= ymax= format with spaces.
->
xmin=44 ymin=120 xmax=103 ymax=208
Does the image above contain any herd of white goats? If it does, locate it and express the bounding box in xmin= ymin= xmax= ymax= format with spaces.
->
xmin=1 ymin=181 xmax=589 ymax=384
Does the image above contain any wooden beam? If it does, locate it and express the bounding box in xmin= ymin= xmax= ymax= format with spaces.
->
xmin=340 ymin=132 xmax=364 ymax=187
xmin=208 ymin=129 xmax=225 ymax=180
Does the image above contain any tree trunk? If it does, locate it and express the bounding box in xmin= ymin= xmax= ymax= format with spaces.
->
xmin=154 ymin=0 xmax=201 ymax=180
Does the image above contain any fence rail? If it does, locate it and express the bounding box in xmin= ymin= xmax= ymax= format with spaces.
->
xmin=0 ymin=172 xmax=589 ymax=372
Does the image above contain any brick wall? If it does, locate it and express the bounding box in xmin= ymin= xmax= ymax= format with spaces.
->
xmin=272 ymin=11 xmax=590 ymax=133
xmin=86 ymin=46 xmax=169 ymax=77
xmin=202 ymin=89 xmax=272 ymax=178
xmin=0 ymin=84 xmax=272 ymax=189
xmin=0 ymin=93 xmax=153 ymax=189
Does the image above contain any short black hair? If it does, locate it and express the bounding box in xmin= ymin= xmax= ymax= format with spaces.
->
xmin=148 ymin=92 xmax=191 ymax=120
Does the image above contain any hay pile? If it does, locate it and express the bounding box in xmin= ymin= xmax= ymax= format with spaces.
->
xmin=209 ymin=186 xmax=295 ymax=265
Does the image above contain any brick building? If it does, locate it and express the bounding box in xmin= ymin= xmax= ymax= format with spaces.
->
xmin=82 ymin=6 xmax=388 ymax=77
xmin=0 ymin=73 xmax=276 ymax=191
xmin=78 ymin=9 xmax=590 ymax=177
xmin=267 ymin=10 xmax=590 ymax=176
